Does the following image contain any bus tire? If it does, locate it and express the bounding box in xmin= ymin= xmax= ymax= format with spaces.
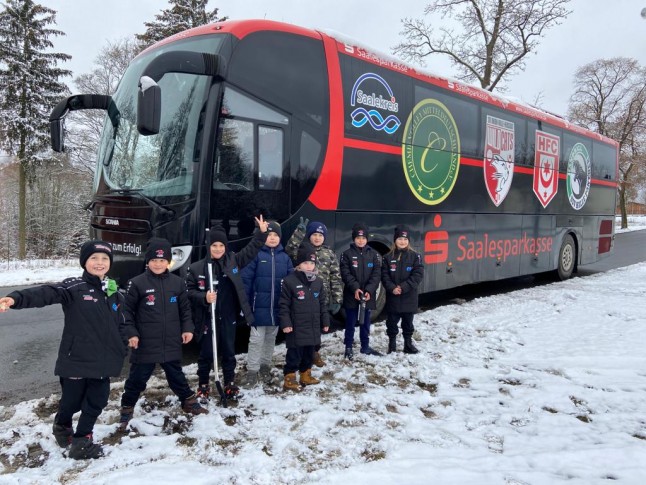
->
xmin=557 ymin=234 xmax=576 ymax=280
xmin=371 ymin=282 xmax=386 ymax=321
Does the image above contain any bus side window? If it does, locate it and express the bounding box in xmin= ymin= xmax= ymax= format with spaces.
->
xmin=258 ymin=126 xmax=283 ymax=190
xmin=214 ymin=119 xmax=254 ymax=191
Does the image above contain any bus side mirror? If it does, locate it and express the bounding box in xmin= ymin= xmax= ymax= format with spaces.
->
xmin=50 ymin=118 xmax=65 ymax=153
xmin=137 ymin=76 xmax=161 ymax=136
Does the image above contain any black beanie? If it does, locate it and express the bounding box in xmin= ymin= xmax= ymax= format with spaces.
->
xmin=394 ymin=224 xmax=410 ymax=242
xmin=266 ymin=221 xmax=282 ymax=238
xmin=79 ymin=240 xmax=113 ymax=268
xmin=295 ymin=243 xmax=317 ymax=266
xmin=145 ymin=238 xmax=172 ymax=263
xmin=208 ymin=226 xmax=228 ymax=246
xmin=352 ymin=222 xmax=369 ymax=240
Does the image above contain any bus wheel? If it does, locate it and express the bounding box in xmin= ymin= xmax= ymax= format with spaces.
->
xmin=371 ymin=283 xmax=386 ymax=321
xmin=557 ymin=234 xmax=576 ymax=280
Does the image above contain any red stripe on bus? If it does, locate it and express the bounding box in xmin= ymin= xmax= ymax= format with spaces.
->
xmin=309 ymin=35 xmax=345 ymax=210
xmin=344 ymin=138 xmax=401 ymax=155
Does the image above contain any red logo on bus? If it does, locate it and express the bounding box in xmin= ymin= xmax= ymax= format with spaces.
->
xmin=533 ymin=131 xmax=560 ymax=208
xmin=424 ymin=214 xmax=449 ymax=264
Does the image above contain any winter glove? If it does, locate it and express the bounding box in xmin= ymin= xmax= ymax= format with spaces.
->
xmin=297 ymin=216 xmax=309 ymax=232
xmin=329 ymin=303 xmax=341 ymax=315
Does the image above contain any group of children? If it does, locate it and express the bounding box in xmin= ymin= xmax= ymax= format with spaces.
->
xmin=0 ymin=216 xmax=424 ymax=460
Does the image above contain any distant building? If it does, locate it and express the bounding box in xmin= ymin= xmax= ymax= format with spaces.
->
xmin=618 ymin=201 xmax=646 ymax=215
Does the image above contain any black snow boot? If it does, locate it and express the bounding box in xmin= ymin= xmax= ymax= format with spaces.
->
xmin=52 ymin=423 xmax=73 ymax=448
xmin=69 ymin=434 xmax=104 ymax=460
xmin=403 ymin=336 xmax=419 ymax=354
xmin=388 ymin=336 xmax=397 ymax=354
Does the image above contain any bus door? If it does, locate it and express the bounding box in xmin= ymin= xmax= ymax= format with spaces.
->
xmin=210 ymin=87 xmax=290 ymax=242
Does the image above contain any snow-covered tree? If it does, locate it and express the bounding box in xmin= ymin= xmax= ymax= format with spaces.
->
xmin=136 ymin=0 xmax=227 ymax=49
xmin=0 ymin=0 xmax=71 ymax=259
xmin=393 ymin=0 xmax=572 ymax=92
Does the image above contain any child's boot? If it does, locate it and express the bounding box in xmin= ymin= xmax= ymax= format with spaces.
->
xmin=182 ymin=395 xmax=209 ymax=415
xmin=69 ymin=434 xmax=103 ymax=460
xmin=118 ymin=406 xmax=134 ymax=431
xmin=299 ymin=368 xmax=320 ymax=386
xmin=313 ymin=351 xmax=325 ymax=367
xmin=196 ymin=384 xmax=210 ymax=401
xmin=224 ymin=382 xmax=240 ymax=399
xmin=344 ymin=347 xmax=354 ymax=360
xmin=241 ymin=371 xmax=259 ymax=388
xmin=283 ymin=372 xmax=301 ymax=392
xmin=388 ymin=336 xmax=397 ymax=354
xmin=403 ymin=336 xmax=419 ymax=354
xmin=52 ymin=423 xmax=72 ymax=448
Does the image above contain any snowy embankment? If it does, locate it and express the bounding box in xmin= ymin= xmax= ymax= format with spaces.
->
xmin=1 ymin=259 xmax=645 ymax=484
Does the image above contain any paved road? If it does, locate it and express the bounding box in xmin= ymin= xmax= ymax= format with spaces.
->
xmin=0 ymin=230 xmax=644 ymax=406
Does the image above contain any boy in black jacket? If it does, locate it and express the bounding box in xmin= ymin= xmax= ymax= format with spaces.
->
xmin=119 ymin=238 xmax=206 ymax=429
xmin=340 ymin=222 xmax=382 ymax=359
xmin=279 ymin=243 xmax=330 ymax=391
xmin=186 ymin=215 xmax=269 ymax=399
xmin=0 ymin=241 xmax=127 ymax=460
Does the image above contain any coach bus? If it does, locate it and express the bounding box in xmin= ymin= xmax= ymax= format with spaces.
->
xmin=49 ymin=19 xmax=618 ymax=317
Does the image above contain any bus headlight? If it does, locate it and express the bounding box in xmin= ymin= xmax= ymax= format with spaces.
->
xmin=170 ymin=245 xmax=192 ymax=271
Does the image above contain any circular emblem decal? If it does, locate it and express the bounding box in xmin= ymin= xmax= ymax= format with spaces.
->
xmin=566 ymin=143 xmax=591 ymax=210
xmin=402 ymin=99 xmax=460 ymax=205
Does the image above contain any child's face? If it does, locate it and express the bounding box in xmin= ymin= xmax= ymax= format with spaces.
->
xmin=395 ymin=237 xmax=409 ymax=250
xmin=309 ymin=232 xmax=324 ymax=247
xmin=148 ymin=258 xmax=170 ymax=274
xmin=209 ymin=242 xmax=226 ymax=259
xmin=298 ymin=261 xmax=316 ymax=272
xmin=85 ymin=253 xmax=111 ymax=279
xmin=265 ymin=231 xmax=280 ymax=248
xmin=354 ymin=235 xmax=367 ymax=248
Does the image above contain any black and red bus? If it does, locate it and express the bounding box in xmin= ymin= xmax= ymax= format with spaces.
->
xmin=50 ymin=19 xmax=618 ymax=316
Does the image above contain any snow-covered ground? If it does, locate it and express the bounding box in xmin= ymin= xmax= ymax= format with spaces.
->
xmin=0 ymin=218 xmax=644 ymax=484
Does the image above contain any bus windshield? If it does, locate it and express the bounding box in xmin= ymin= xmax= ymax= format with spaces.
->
xmin=96 ymin=36 xmax=223 ymax=203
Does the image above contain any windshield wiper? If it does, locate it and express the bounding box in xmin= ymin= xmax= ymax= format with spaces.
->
xmin=104 ymin=188 xmax=176 ymax=222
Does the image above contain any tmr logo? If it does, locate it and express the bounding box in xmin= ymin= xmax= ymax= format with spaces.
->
xmin=424 ymin=215 xmax=449 ymax=264
xmin=104 ymin=218 xmax=119 ymax=226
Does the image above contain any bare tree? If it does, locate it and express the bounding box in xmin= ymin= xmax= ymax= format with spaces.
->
xmin=393 ymin=0 xmax=571 ymax=91
xmin=568 ymin=57 xmax=646 ymax=228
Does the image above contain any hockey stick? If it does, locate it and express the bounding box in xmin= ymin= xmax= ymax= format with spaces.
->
xmin=206 ymin=241 xmax=227 ymax=407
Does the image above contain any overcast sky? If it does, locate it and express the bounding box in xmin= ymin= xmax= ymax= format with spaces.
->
xmin=45 ymin=0 xmax=646 ymax=116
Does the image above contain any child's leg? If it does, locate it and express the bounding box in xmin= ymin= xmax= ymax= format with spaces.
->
xmin=56 ymin=377 xmax=86 ymax=427
xmin=400 ymin=312 xmax=415 ymax=337
xmin=283 ymin=347 xmax=301 ymax=375
xmin=385 ymin=312 xmax=401 ymax=337
xmin=75 ymin=378 xmax=110 ymax=437
xmin=218 ymin=319 xmax=237 ymax=384
xmin=299 ymin=345 xmax=315 ymax=373
xmin=161 ymin=361 xmax=195 ymax=403
xmin=259 ymin=326 xmax=278 ymax=369
xmin=197 ymin=327 xmax=214 ymax=386
xmin=359 ymin=309 xmax=372 ymax=349
xmin=246 ymin=326 xmax=263 ymax=373
xmin=344 ymin=307 xmax=358 ymax=348
xmin=121 ymin=363 xmax=156 ymax=408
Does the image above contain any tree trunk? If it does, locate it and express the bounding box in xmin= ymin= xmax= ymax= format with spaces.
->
xmin=18 ymin=161 xmax=27 ymax=259
xmin=618 ymin=183 xmax=628 ymax=230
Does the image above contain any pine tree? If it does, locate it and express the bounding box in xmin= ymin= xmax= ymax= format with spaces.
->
xmin=136 ymin=0 xmax=227 ymax=49
xmin=0 ymin=0 xmax=71 ymax=259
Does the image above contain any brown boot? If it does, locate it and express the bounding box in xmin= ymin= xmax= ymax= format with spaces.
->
xmin=182 ymin=395 xmax=208 ymax=415
xmin=313 ymin=351 xmax=325 ymax=367
xmin=283 ymin=372 xmax=301 ymax=392
xmin=299 ymin=368 xmax=320 ymax=386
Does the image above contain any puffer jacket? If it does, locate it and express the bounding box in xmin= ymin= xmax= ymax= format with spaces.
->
xmin=381 ymin=248 xmax=424 ymax=313
xmin=7 ymin=272 xmax=128 ymax=378
xmin=340 ymin=243 xmax=381 ymax=310
xmin=241 ymin=244 xmax=293 ymax=326
xmin=279 ymin=270 xmax=329 ymax=348
xmin=122 ymin=269 xmax=193 ymax=364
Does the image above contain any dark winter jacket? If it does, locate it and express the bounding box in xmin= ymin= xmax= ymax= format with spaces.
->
xmin=279 ymin=270 xmax=330 ymax=348
xmin=381 ymin=248 xmax=424 ymax=313
xmin=7 ymin=272 xmax=128 ymax=378
xmin=122 ymin=269 xmax=193 ymax=364
xmin=340 ymin=244 xmax=382 ymax=310
xmin=241 ymin=244 xmax=294 ymax=326
xmin=186 ymin=230 xmax=267 ymax=340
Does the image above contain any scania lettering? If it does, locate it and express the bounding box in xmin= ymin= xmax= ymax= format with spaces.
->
xmin=49 ymin=20 xmax=618 ymax=317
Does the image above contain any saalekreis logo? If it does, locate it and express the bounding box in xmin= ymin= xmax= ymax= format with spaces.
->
xmin=402 ymin=99 xmax=460 ymax=205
